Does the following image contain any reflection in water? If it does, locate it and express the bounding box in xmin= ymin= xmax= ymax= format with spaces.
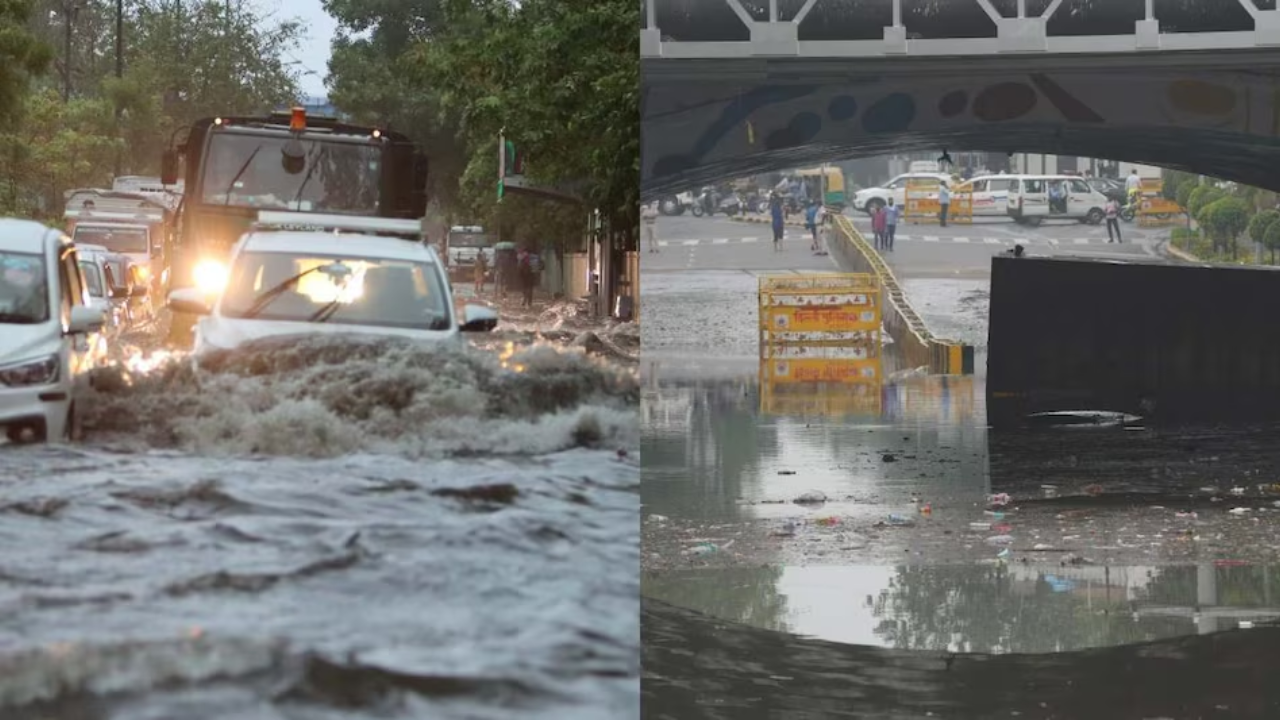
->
xmin=645 ymin=562 xmax=1280 ymax=654
xmin=642 ymin=596 xmax=1280 ymax=720
xmin=641 ymin=358 xmax=988 ymax=523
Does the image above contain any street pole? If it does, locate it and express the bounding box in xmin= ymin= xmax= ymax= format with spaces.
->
xmin=114 ymin=0 xmax=124 ymax=178
xmin=62 ymin=2 xmax=73 ymax=101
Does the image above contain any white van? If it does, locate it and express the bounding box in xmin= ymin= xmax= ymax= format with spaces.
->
xmin=1006 ymin=175 xmax=1109 ymax=226
xmin=852 ymin=172 xmax=952 ymax=215
xmin=0 ymin=219 xmax=107 ymax=443
xmin=965 ymin=175 xmax=1019 ymax=217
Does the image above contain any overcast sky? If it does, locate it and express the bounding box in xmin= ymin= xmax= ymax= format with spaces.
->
xmin=259 ymin=0 xmax=336 ymax=99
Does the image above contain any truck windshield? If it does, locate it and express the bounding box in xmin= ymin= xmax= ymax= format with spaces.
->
xmin=73 ymin=226 xmax=148 ymax=254
xmin=199 ymin=131 xmax=383 ymax=215
xmin=448 ymin=232 xmax=490 ymax=248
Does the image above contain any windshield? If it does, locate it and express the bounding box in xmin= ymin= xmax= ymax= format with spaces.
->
xmin=73 ymin=226 xmax=148 ymax=253
xmin=220 ymin=252 xmax=449 ymax=329
xmin=78 ymin=260 xmax=104 ymax=297
xmin=448 ymin=233 xmax=491 ymax=249
xmin=199 ymin=131 xmax=383 ymax=214
xmin=0 ymin=251 xmax=49 ymax=323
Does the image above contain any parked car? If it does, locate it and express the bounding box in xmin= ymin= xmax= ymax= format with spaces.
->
xmin=166 ymin=212 xmax=501 ymax=359
xmin=852 ymin=173 xmax=952 ymax=214
xmin=0 ymin=219 xmax=107 ymax=443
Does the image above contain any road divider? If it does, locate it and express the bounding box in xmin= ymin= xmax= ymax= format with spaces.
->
xmin=729 ymin=214 xmax=809 ymax=227
xmin=827 ymin=215 xmax=976 ymax=375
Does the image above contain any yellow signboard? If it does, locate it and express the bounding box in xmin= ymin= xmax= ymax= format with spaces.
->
xmin=1138 ymin=197 xmax=1187 ymax=227
xmin=765 ymin=304 xmax=879 ymax=333
xmin=762 ymin=357 xmax=882 ymax=383
xmin=761 ymin=383 xmax=883 ymax=417
xmin=904 ymin=179 xmax=971 ymax=225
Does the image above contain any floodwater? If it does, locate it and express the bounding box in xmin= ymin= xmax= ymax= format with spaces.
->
xmin=0 ymin=300 xmax=640 ymax=719
xmin=642 ymin=269 xmax=1280 ymax=717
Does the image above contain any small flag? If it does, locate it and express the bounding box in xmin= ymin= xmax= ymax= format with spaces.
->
xmin=746 ymin=120 xmax=755 ymax=145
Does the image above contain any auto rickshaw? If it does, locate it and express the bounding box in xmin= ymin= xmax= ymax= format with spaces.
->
xmin=793 ymin=166 xmax=848 ymax=211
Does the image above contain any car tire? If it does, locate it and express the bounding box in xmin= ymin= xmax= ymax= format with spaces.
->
xmin=864 ymin=199 xmax=885 ymax=215
xmin=691 ymin=205 xmax=705 ymax=218
xmin=1085 ymin=208 xmax=1105 ymax=225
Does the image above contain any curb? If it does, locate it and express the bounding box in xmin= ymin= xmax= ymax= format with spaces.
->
xmin=730 ymin=215 xmax=809 ymax=228
xmin=1165 ymin=243 xmax=1201 ymax=263
xmin=827 ymin=216 xmax=975 ymax=375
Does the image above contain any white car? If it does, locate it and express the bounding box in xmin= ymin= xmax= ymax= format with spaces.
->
xmin=0 ymin=219 xmax=107 ymax=443
xmin=852 ymin=173 xmax=953 ymax=214
xmin=166 ymin=212 xmax=501 ymax=357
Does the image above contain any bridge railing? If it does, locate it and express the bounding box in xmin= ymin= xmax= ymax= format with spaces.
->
xmin=642 ymin=0 xmax=1280 ymax=58
xmin=827 ymin=214 xmax=975 ymax=376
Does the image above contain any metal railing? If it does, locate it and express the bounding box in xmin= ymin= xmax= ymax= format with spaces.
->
xmin=642 ymin=0 xmax=1280 ymax=58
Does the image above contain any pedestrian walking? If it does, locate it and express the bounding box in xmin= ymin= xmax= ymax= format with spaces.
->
xmin=1105 ymin=197 xmax=1122 ymax=243
xmin=884 ymin=198 xmax=899 ymax=251
xmin=804 ymin=201 xmax=820 ymax=251
xmin=814 ymin=203 xmax=827 ymax=254
xmin=474 ymin=249 xmax=488 ymax=294
xmin=871 ymin=204 xmax=887 ymax=250
xmin=938 ymin=181 xmax=951 ymax=228
xmin=517 ymin=249 xmax=538 ymax=308
xmin=643 ymin=203 xmax=660 ymax=253
xmin=769 ymin=193 xmax=785 ymax=251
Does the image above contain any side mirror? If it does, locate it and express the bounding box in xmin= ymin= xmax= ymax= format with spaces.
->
xmin=459 ymin=304 xmax=498 ymax=333
xmin=130 ymin=284 xmax=149 ymax=298
xmin=67 ymin=306 xmax=105 ymax=335
xmin=161 ymin=149 xmax=178 ymax=185
xmin=168 ymin=287 xmax=212 ymax=316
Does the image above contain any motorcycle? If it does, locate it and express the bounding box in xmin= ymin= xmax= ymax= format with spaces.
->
xmin=1120 ymin=189 xmax=1141 ymax=223
xmin=690 ymin=190 xmax=745 ymax=217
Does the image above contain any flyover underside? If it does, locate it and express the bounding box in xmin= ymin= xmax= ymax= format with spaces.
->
xmin=986 ymin=255 xmax=1280 ymax=428
xmin=641 ymin=60 xmax=1280 ymax=195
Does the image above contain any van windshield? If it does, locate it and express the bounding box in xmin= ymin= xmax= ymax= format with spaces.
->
xmin=73 ymin=226 xmax=148 ymax=254
xmin=0 ymin=251 xmax=49 ymax=323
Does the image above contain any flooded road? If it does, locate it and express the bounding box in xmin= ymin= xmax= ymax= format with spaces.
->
xmin=642 ymin=241 xmax=1280 ymax=716
xmin=0 ymin=299 xmax=639 ymax=719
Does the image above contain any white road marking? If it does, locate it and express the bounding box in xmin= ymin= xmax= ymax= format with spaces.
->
xmin=952 ymin=236 xmax=971 ymax=244
xmin=921 ymin=235 xmax=939 ymax=242
xmin=682 ymin=240 xmax=699 ymax=246
xmin=983 ymin=237 xmax=1003 ymax=244
xmin=711 ymin=238 xmax=730 ymax=244
xmin=1072 ymin=238 xmax=1090 ymax=245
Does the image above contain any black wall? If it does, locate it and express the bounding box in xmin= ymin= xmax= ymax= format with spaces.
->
xmin=987 ymin=255 xmax=1280 ymax=427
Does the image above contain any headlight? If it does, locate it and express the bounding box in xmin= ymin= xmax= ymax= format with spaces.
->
xmin=193 ymin=259 xmax=229 ymax=295
xmin=137 ymin=266 xmax=151 ymax=280
xmin=0 ymin=354 xmax=60 ymax=388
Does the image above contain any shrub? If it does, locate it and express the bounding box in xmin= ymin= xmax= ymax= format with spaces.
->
xmin=1247 ymin=209 xmax=1280 ymax=245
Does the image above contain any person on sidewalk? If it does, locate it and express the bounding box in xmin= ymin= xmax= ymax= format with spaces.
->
xmin=769 ymin=192 xmax=785 ymax=251
xmin=518 ymin=249 xmax=541 ymax=308
xmin=1105 ymin=196 xmax=1123 ymax=243
xmin=884 ymin=199 xmax=899 ymax=252
xmin=871 ymin=204 xmax=887 ymax=250
xmin=643 ymin=202 xmax=660 ymax=253
xmin=938 ymin=181 xmax=951 ymax=228
xmin=804 ymin=200 xmax=821 ymax=251
xmin=474 ymin=249 xmax=489 ymax=295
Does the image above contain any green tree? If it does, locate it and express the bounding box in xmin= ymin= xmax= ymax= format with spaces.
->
xmin=1201 ymin=196 xmax=1250 ymax=258
xmin=323 ymin=0 xmax=469 ymax=219
xmin=1265 ymin=221 xmax=1280 ymax=266
xmin=0 ymin=0 xmax=53 ymax=124
xmin=1246 ymin=208 xmax=1280 ymax=247
xmin=1187 ymin=185 xmax=1224 ymax=222
xmin=1162 ymin=169 xmax=1197 ymax=203
xmin=407 ymin=0 xmax=639 ymax=250
xmin=1176 ymin=178 xmax=1198 ymax=211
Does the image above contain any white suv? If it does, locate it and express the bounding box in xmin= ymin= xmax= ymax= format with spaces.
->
xmin=0 ymin=219 xmax=107 ymax=443
xmin=852 ymin=173 xmax=953 ymax=215
xmin=166 ymin=212 xmax=501 ymax=358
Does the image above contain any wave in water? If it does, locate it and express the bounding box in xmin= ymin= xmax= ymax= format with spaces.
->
xmin=82 ymin=335 xmax=638 ymax=459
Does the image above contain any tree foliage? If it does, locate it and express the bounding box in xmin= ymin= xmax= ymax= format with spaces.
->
xmin=1175 ymin=178 xmax=1198 ymax=211
xmin=1247 ymin=209 xmax=1280 ymax=246
xmin=1202 ymin=196 xmax=1250 ymax=246
xmin=387 ymin=0 xmax=638 ymax=249
xmin=1161 ymin=169 xmax=1197 ymax=203
xmin=0 ymin=0 xmax=52 ymax=125
xmin=1 ymin=1 xmax=303 ymax=220
xmin=1187 ymin=185 xmax=1225 ymax=221
xmin=1265 ymin=221 xmax=1280 ymax=264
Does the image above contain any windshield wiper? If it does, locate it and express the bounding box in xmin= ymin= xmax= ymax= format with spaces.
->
xmin=222 ymin=144 xmax=264 ymax=206
xmin=307 ymin=298 xmax=344 ymax=324
xmin=237 ymin=266 xmax=328 ymax=319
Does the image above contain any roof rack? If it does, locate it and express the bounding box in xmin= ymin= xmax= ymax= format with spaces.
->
xmin=252 ymin=211 xmax=424 ymax=239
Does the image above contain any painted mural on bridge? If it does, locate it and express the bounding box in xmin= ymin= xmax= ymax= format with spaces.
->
xmin=642 ymin=70 xmax=1280 ymax=193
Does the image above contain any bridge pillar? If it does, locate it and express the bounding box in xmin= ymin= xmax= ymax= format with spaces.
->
xmin=641 ymin=28 xmax=661 ymax=57
xmin=1134 ymin=20 xmax=1160 ymax=50
xmin=750 ymin=21 xmax=799 ymax=56
xmin=995 ymin=18 xmax=1047 ymax=53
xmin=1256 ymin=12 xmax=1280 ymax=46
xmin=883 ymin=25 xmax=907 ymax=55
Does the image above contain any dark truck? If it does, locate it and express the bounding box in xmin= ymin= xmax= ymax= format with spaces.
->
xmin=160 ymin=108 xmax=428 ymax=345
